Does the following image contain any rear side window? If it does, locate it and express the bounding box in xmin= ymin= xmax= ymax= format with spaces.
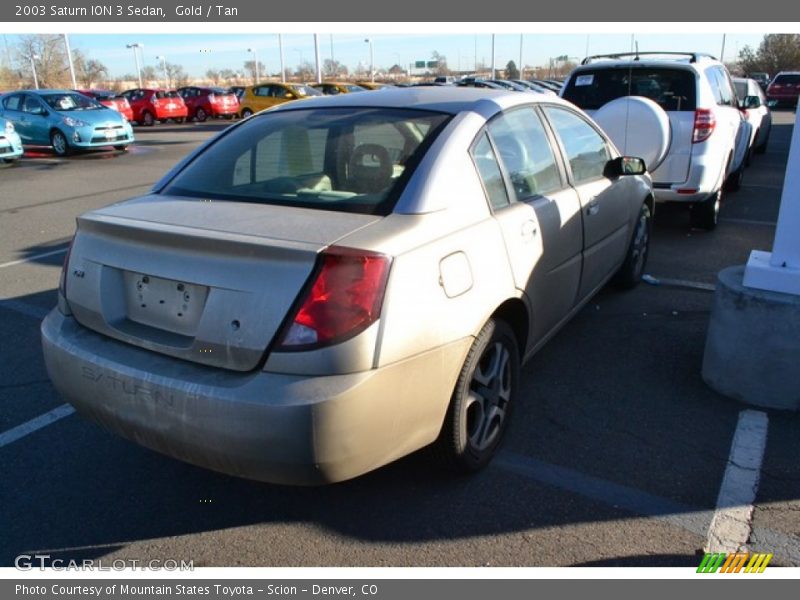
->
xmin=563 ymin=67 xmax=697 ymax=111
xmin=163 ymin=107 xmax=451 ymax=216
xmin=487 ymin=108 xmax=562 ymax=199
xmin=544 ymin=107 xmax=611 ymax=184
xmin=773 ymin=74 xmax=800 ymax=85
xmin=471 ymin=133 xmax=509 ymax=210
xmin=2 ymin=94 xmax=22 ymax=111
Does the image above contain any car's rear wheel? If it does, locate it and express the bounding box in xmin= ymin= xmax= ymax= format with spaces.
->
xmin=195 ymin=108 xmax=207 ymax=122
xmin=50 ymin=130 xmax=71 ymax=157
xmin=141 ymin=111 xmax=155 ymax=126
xmin=435 ymin=318 xmax=519 ymax=472
xmin=691 ymin=189 xmax=722 ymax=231
xmin=613 ymin=201 xmax=651 ymax=289
xmin=726 ymin=154 xmax=746 ymax=192
xmin=240 ymin=108 xmax=253 ymax=118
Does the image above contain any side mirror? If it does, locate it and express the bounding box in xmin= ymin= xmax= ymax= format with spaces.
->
xmin=743 ymin=95 xmax=761 ymax=109
xmin=605 ymin=156 xmax=647 ymax=177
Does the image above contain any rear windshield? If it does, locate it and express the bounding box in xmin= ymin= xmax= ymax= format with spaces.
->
xmin=208 ymin=87 xmax=230 ymax=95
xmin=155 ymin=91 xmax=181 ymax=99
xmin=563 ymin=67 xmax=697 ymax=111
xmin=289 ymin=85 xmax=322 ymax=97
xmin=773 ymin=74 xmax=800 ymax=85
xmin=162 ymin=107 xmax=451 ymax=216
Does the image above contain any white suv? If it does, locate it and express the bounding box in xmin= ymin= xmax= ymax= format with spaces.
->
xmin=561 ymin=52 xmax=750 ymax=230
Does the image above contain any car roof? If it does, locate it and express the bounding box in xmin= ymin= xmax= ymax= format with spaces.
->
xmin=25 ymin=89 xmax=77 ymax=95
xmin=267 ymin=86 xmax=571 ymax=118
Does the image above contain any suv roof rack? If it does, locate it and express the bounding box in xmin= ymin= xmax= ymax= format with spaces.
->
xmin=581 ymin=52 xmax=717 ymax=65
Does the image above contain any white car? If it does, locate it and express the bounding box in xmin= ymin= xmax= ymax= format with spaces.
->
xmin=733 ymin=77 xmax=772 ymax=155
xmin=562 ymin=52 xmax=751 ymax=230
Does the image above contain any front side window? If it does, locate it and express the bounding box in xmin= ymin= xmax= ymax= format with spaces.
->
xmin=487 ymin=108 xmax=562 ymax=200
xmin=544 ymin=107 xmax=611 ymax=184
xmin=163 ymin=107 xmax=451 ymax=215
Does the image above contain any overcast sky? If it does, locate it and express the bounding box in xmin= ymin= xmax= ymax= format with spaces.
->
xmin=2 ymin=32 xmax=766 ymax=78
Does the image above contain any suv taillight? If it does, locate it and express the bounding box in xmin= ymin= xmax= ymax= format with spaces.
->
xmin=277 ymin=247 xmax=392 ymax=351
xmin=692 ymin=108 xmax=716 ymax=143
xmin=58 ymin=237 xmax=74 ymax=299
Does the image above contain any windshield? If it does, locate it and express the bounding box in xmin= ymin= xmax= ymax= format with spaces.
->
xmin=290 ymin=85 xmax=322 ymax=97
xmin=162 ymin=107 xmax=451 ymax=216
xmin=773 ymin=74 xmax=800 ymax=85
xmin=563 ymin=67 xmax=697 ymax=111
xmin=42 ymin=93 xmax=102 ymax=111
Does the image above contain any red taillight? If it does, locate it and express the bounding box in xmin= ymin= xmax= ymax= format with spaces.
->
xmin=277 ymin=247 xmax=392 ymax=351
xmin=692 ymin=108 xmax=716 ymax=144
xmin=58 ymin=238 xmax=74 ymax=298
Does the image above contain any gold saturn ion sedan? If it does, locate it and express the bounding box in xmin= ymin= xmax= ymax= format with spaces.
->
xmin=42 ymin=88 xmax=653 ymax=485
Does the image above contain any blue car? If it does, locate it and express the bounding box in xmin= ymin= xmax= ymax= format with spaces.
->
xmin=0 ymin=116 xmax=24 ymax=163
xmin=0 ymin=89 xmax=134 ymax=156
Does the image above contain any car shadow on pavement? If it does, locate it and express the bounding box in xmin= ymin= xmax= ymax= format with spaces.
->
xmin=1 ymin=283 xmax=798 ymax=567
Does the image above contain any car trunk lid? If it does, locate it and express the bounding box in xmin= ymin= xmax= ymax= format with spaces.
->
xmin=65 ymin=194 xmax=381 ymax=371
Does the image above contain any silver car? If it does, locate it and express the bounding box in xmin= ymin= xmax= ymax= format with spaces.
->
xmin=42 ymin=88 xmax=653 ymax=485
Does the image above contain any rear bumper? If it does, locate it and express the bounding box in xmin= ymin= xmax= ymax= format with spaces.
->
xmin=155 ymin=107 xmax=189 ymax=119
xmin=208 ymin=105 xmax=238 ymax=116
xmin=41 ymin=310 xmax=468 ymax=485
xmin=652 ymin=150 xmax=725 ymax=204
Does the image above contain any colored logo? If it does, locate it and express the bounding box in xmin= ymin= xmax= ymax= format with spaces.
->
xmin=697 ymin=552 xmax=773 ymax=573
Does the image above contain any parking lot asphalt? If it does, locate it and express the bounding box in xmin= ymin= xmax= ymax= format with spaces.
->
xmin=0 ymin=112 xmax=798 ymax=568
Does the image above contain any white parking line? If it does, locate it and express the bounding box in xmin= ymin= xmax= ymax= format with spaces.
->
xmin=0 ymin=404 xmax=75 ymax=449
xmin=0 ymin=248 xmax=67 ymax=269
xmin=705 ymin=409 xmax=769 ymax=553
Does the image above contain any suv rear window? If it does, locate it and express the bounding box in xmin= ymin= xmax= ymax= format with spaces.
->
xmin=562 ymin=67 xmax=697 ymax=111
xmin=162 ymin=107 xmax=451 ymax=216
xmin=773 ymin=74 xmax=800 ymax=85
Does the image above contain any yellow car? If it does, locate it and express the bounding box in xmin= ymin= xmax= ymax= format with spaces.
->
xmin=238 ymin=82 xmax=322 ymax=118
xmin=355 ymin=81 xmax=390 ymax=90
xmin=312 ymin=81 xmax=368 ymax=95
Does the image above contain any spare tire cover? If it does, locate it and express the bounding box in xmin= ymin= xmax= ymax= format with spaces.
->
xmin=592 ymin=95 xmax=671 ymax=172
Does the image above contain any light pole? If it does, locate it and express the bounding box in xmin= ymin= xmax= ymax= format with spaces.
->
xmin=30 ymin=53 xmax=39 ymax=89
xmin=155 ymin=55 xmax=168 ymax=88
xmin=313 ymin=34 xmax=322 ymax=84
xmin=364 ymin=38 xmax=374 ymax=83
xmin=247 ymin=47 xmax=260 ymax=84
xmin=490 ymin=33 xmax=496 ymax=80
xmin=278 ymin=34 xmax=285 ymax=83
xmin=63 ymin=34 xmax=76 ymax=88
xmin=126 ymin=43 xmax=143 ymax=88
xmin=519 ymin=34 xmax=524 ymax=80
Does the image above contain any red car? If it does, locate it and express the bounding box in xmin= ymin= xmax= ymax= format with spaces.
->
xmin=766 ymin=72 xmax=800 ymax=107
xmin=74 ymin=89 xmax=134 ymax=122
xmin=120 ymin=88 xmax=188 ymax=126
xmin=177 ymin=86 xmax=239 ymax=121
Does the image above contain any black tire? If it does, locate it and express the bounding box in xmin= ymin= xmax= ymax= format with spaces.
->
xmin=174 ymin=117 xmax=185 ymax=124
xmin=755 ymin=132 xmax=769 ymax=155
xmin=434 ymin=318 xmax=519 ymax=473
xmin=2 ymin=157 xmax=18 ymax=165
xmin=240 ymin=108 xmax=253 ymax=118
xmin=725 ymin=155 xmax=745 ymax=192
xmin=50 ymin=130 xmax=71 ymax=157
xmin=141 ymin=111 xmax=155 ymax=126
xmin=223 ymin=114 xmax=234 ymax=120
xmin=195 ymin=108 xmax=207 ymax=122
xmin=612 ymin=202 xmax=652 ymax=289
xmin=113 ymin=145 xmax=128 ymax=152
xmin=691 ymin=189 xmax=722 ymax=231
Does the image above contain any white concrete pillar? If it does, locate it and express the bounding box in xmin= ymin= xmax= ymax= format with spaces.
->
xmin=743 ymin=103 xmax=800 ymax=295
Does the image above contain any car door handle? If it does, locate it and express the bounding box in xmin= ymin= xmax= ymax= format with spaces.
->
xmin=586 ymin=199 xmax=600 ymax=216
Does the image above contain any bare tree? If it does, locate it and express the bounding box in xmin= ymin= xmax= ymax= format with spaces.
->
xmin=739 ymin=34 xmax=800 ymax=75
xmin=323 ymin=58 xmax=347 ymax=78
xmin=72 ymin=49 xmax=108 ymax=88
xmin=14 ymin=34 xmax=69 ymax=88
xmin=206 ymin=69 xmax=222 ymax=85
xmin=295 ymin=61 xmax=314 ymax=82
xmin=140 ymin=65 xmax=157 ymax=86
xmin=431 ymin=51 xmax=449 ymax=76
xmin=165 ymin=62 xmax=188 ymax=88
xmin=243 ymin=60 xmax=265 ymax=84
